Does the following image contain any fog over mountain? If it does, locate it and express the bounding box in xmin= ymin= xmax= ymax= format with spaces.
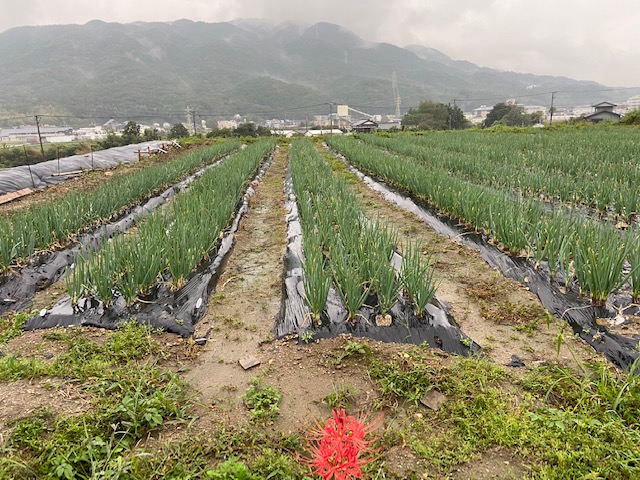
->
xmin=1 ymin=19 xmax=638 ymax=124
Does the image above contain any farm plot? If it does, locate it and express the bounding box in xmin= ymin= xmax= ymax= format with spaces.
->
xmin=326 ymin=134 xmax=640 ymax=368
xmin=0 ymin=140 xmax=240 ymax=274
xmin=282 ymin=138 xmax=477 ymax=353
xmin=0 ymin=141 xmax=241 ymax=314
xmin=2 ymin=137 xmax=640 ymax=480
xmin=26 ymin=138 xmax=276 ymax=335
xmin=361 ymin=129 xmax=640 ymax=218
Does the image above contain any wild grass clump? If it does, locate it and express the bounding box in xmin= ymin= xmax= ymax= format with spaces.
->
xmin=363 ymin=345 xmax=640 ymax=478
xmin=0 ymin=322 xmax=191 ymax=480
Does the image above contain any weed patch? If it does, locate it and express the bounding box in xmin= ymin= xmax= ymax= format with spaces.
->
xmin=242 ymin=377 xmax=282 ymax=424
xmin=0 ymin=311 xmax=30 ymax=344
xmin=0 ymin=322 xmax=192 ymax=479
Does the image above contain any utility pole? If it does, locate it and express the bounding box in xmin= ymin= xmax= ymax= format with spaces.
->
xmin=549 ymin=91 xmax=557 ymax=125
xmin=329 ymin=102 xmax=333 ymax=135
xmin=186 ymin=107 xmax=194 ymax=135
xmin=392 ymin=71 xmax=401 ymax=117
xmin=449 ymin=98 xmax=460 ymax=130
xmin=34 ymin=115 xmax=46 ymax=163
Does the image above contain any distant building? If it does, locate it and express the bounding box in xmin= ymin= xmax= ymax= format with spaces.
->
xmin=217 ymin=120 xmax=238 ymax=130
xmin=469 ymin=105 xmax=494 ymax=124
xmin=378 ymin=121 xmax=401 ymax=131
xmin=351 ymin=119 xmax=378 ymax=133
xmin=304 ymin=129 xmax=343 ymax=137
xmin=75 ymin=126 xmax=106 ymax=141
xmin=626 ymin=95 xmax=640 ymax=111
xmin=584 ymin=102 xmax=621 ymax=123
xmin=271 ymin=129 xmax=297 ymax=138
xmin=0 ymin=126 xmax=73 ymax=143
xmin=523 ymin=105 xmax=547 ymax=116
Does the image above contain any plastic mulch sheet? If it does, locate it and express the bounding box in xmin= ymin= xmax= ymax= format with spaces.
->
xmin=276 ymin=168 xmax=481 ymax=357
xmin=0 ymin=141 xmax=172 ymax=195
xmin=342 ymin=160 xmax=639 ymax=371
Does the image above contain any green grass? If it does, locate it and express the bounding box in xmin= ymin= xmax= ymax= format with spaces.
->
xmin=368 ymin=350 xmax=437 ymax=405
xmin=0 ymin=311 xmax=31 ymax=345
xmin=366 ymin=348 xmax=640 ymax=478
xmin=323 ymin=381 xmax=359 ymax=409
xmin=0 ymin=322 xmax=192 ymax=479
xmin=1 ymin=322 xmax=638 ymax=478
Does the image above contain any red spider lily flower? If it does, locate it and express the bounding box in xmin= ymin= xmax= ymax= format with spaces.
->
xmin=304 ymin=408 xmax=382 ymax=480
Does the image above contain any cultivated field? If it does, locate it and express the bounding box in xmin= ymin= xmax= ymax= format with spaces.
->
xmin=0 ymin=128 xmax=639 ymax=479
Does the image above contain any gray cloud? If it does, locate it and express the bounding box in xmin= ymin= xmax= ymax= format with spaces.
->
xmin=0 ymin=0 xmax=638 ymax=86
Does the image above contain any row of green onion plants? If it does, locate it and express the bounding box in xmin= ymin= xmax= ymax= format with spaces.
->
xmin=290 ymin=138 xmax=437 ymax=324
xmin=359 ymin=129 xmax=640 ymax=218
xmin=66 ymin=138 xmax=275 ymax=306
xmin=326 ymin=135 xmax=640 ymax=307
xmin=0 ymin=140 xmax=240 ymax=274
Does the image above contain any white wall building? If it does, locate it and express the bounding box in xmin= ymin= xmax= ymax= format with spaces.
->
xmin=217 ymin=120 xmax=238 ymax=130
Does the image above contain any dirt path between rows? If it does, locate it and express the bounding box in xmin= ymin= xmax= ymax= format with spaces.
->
xmin=184 ymin=147 xmax=386 ymax=433
xmin=185 ymin=146 xmax=316 ymax=427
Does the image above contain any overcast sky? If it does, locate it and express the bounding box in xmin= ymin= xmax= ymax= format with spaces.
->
xmin=1 ymin=0 xmax=638 ymax=87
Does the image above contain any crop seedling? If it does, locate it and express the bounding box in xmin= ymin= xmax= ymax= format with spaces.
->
xmin=626 ymin=229 xmax=640 ymax=302
xmin=400 ymin=241 xmax=438 ymax=317
xmin=573 ymin=225 xmax=629 ymax=305
xmin=302 ymin=236 xmax=331 ymax=326
xmin=331 ymin=248 xmax=370 ymax=321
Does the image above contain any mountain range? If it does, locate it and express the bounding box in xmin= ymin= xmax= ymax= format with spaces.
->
xmin=1 ymin=19 xmax=637 ymax=125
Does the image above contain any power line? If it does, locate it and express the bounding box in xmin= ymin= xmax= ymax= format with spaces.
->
xmin=0 ymin=115 xmax=33 ymax=123
xmin=197 ymin=102 xmax=332 ymax=118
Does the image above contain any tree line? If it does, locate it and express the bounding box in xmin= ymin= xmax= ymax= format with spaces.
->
xmin=402 ymin=100 xmax=640 ymax=131
xmin=401 ymin=100 xmax=543 ymax=130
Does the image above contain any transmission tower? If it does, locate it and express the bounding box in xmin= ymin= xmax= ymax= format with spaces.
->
xmin=391 ymin=71 xmax=401 ymax=117
xmin=186 ymin=106 xmax=195 ymax=135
